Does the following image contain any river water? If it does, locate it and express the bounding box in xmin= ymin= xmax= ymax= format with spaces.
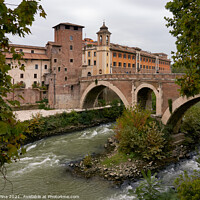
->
xmin=0 ymin=124 xmax=199 ymax=200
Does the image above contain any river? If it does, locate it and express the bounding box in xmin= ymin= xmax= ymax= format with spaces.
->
xmin=0 ymin=124 xmax=199 ymax=200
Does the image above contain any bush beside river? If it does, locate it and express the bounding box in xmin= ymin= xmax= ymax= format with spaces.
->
xmin=21 ymin=103 xmax=124 ymax=144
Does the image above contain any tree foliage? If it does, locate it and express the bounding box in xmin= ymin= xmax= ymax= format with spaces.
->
xmin=165 ymin=0 xmax=200 ymax=97
xmin=0 ymin=0 xmax=46 ymax=168
xmin=115 ymin=106 xmax=166 ymax=161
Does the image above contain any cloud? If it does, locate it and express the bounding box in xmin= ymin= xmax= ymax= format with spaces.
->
xmin=7 ymin=0 xmax=176 ymax=59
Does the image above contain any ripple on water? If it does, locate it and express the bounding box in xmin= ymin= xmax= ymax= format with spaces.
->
xmin=12 ymin=154 xmax=60 ymax=176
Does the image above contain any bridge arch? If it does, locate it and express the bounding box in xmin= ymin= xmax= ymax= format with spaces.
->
xmin=135 ymin=83 xmax=161 ymax=115
xmin=162 ymin=95 xmax=200 ymax=132
xmin=80 ymin=81 xmax=129 ymax=109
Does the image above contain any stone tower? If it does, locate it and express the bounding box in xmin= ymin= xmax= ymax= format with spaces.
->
xmin=46 ymin=22 xmax=84 ymax=108
xmin=96 ymin=22 xmax=112 ymax=74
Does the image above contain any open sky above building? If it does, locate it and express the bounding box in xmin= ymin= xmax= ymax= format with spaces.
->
xmin=6 ymin=0 xmax=176 ymax=59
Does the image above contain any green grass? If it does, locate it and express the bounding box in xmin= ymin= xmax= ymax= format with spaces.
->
xmin=101 ymin=152 xmax=136 ymax=167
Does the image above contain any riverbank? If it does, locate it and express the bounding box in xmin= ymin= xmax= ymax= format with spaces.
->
xmin=19 ymin=105 xmax=124 ymax=144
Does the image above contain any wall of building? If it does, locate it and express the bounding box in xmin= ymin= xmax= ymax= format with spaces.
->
xmin=6 ymin=88 xmax=46 ymax=104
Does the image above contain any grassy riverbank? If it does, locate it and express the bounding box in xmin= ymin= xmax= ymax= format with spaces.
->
xmin=21 ymin=104 xmax=124 ymax=144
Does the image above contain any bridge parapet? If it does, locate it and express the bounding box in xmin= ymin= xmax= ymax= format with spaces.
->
xmin=80 ymin=73 xmax=184 ymax=82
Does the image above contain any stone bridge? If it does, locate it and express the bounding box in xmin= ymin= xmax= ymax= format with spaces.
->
xmin=79 ymin=73 xmax=200 ymax=131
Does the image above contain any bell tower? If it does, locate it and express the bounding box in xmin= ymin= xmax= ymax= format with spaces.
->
xmin=96 ymin=22 xmax=111 ymax=74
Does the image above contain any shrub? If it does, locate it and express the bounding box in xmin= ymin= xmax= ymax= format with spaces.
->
xmin=134 ymin=170 xmax=161 ymax=200
xmin=174 ymin=171 xmax=200 ymax=200
xmin=132 ymin=170 xmax=179 ymax=200
xmin=115 ymin=106 xmax=166 ymax=160
xmin=181 ymin=105 xmax=200 ymax=143
xmin=83 ymin=154 xmax=92 ymax=168
xmin=24 ymin=113 xmax=44 ymax=137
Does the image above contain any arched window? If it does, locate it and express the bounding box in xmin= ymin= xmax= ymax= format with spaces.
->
xmin=100 ymin=35 xmax=102 ymax=44
xmin=99 ymin=69 xmax=102 ymax=74
xmin=106 ymin=35 xmax=109 ymax=45
xmin=87 ymin=72 xmax=91 ymax=76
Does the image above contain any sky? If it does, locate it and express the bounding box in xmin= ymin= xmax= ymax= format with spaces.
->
xmin=7 ymin=0 xmax=176 ymax=59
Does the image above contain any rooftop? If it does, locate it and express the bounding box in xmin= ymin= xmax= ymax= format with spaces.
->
xmin=53 ymin=22 xmax=85 ymax=28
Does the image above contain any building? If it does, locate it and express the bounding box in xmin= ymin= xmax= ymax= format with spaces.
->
xmin=4 ymin=22 xmax=171 ymax=108
xmin=82 ymin=22 xmax=171 ymax=77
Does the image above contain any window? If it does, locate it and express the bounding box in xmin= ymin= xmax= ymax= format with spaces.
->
xmin=118 ymin=62 xmax=122 ymax=67
xmin=65 ymin=68 xmax=67 ymax=72
xmin=128 ymin=63 xmax=131 ymax=68
xmin=107 ymin=53 xmax=108 ymax=56
xmin=70 ymin=45 xmax=73 ymax=50
xmin=118 ymin=53 xmax=122 ymax=58
xmin=70 ymin=59 xmax=73 ymax=63
xmin=123 ymin=63 xmax=126 ymax=68
xmin=132 ymin=56 xmax=135 ymax=60
xmin=70 ymin=35 xmax=73 ymax=41
xmin=87 ymin=72 xmax=91 ymax=76
xmin=146 ymin=58 xmax=148 ymax=62
xmin=99 ymin=69 xmax=102 ymax=74
xmin=65 ymin=25 xmax=70 ymax=29
xmin=149 ymin=66 xmax=151 ymax=69
xmin=19 ymin=49 xmax=23 ymax=53
xmin=128 ymin=55 xmax=131 ymax=60
xmin=113 ymin=53 xmax=117 ymax=57
xmin=54 ymin=59 xmax=57 ymax=63
xmin=88 ymin=59 xmax=91 ymax=65
xmin=34 ymin=81 xmax=37 ymax=85
xmin=65 ymin=77 xmax=68 ymax=81
xmin=132 ymin=64 xmax=135 ymax=68
xmin=88 ymin=52 xmax=90 ymax=57
xmin=58 ymin=67 xmax=61 ymax=72
xmin=143 ymin=65 xmax=145 ymax=69
xmin=94 ymin=52 xmax=96 ymax=57
xmin=107 ymin=63 xmax=108 ymax=67
xmin=71 ymin=85 xmax=74 ymax=91
xmin=143 ymin=58 xmax=145 ymax=61
xmin=113 ymin=62 xmax=116 ymax=66
xmin=94 ymin=60 xmax=96 ymax=65
xmin=34 ymin=74 xmax=37 ymax=78
xmin=42 ymin=81 xmax=44 ymax=85
xmin=20 ymin=74 xmax=24 ymax=78
xmin=140 ymin=65 xmax=142 ymax=68
xmin=31 ymin=50 xmax=34 ymax=53
xmin=74 ymin=26 xmax=78 ymax=30
xmin=149 ymin=59 xmax=151 ymax=62
xmin=123 ymin=54 xmax=126 ymax=59
xmin=35 ymin=64 xmax=38 ymax=69
xmin=44 ymin=65 xmax=48 ymax=69
xmin=146 ymin=66 xmax=148 ymax=69
xmin=106 ymin=35 xmax=109 ymax=45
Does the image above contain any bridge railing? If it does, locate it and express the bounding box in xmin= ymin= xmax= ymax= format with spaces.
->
xmin=80 ymin=73 xmax=184 ymax=81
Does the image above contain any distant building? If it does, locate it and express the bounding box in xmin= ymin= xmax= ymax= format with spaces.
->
xmin=4 ymin=22 xmax=171 ymax=108
xmin=82 ymin=22 xmax=171 ymax=77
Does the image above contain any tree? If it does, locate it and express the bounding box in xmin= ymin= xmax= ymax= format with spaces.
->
xmin=0 ymin=0 xmax=46 ymax=174
xmin=165 ymin=0 xmax=200 ymax=97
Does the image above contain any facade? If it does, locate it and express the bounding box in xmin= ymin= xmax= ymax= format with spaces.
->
xmin=5 ymin=22 xmax=171 ymax=108
xmin=82 ymin=23 xmax=171 ymax=77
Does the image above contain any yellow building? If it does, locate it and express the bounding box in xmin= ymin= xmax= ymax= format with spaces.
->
xmin=82 ymin=23 xmax=171 ymax=77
